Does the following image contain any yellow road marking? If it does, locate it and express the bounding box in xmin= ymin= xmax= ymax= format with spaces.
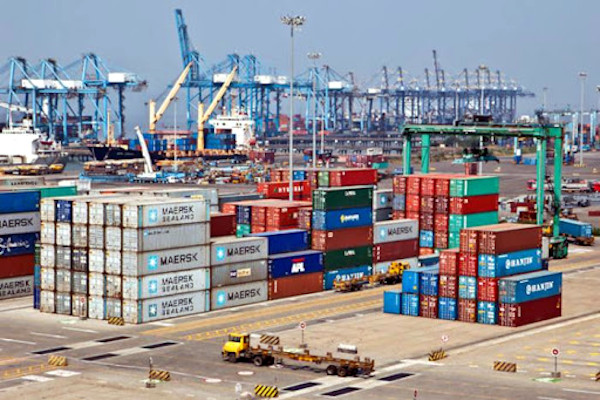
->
xmin=143 ymin=288 xmax=386 ymax=336
xmin=0 ymin=357 xmax=31 ymax=366
xmin=537 ymin=358 xmax=549 ymax=362
xmin=535 ymin=368 xmax=545 ymax=372
xmin=587 ymin=361 xmax=598 ymax=366
xmin=523 ymin=346 xmax=532 ymax=350
xmin=496 ymin=353 xmax=504 ymax=358
xmin=1 ymin=364 xmax=58 ymax=380
xmin=590 ymin=352 xmax=600 ymax=356
xmin=569 ymin=340 xmax=580 ymax=345
xmin=563 ymin=360 xmax=574 ymax=365
xmin=566 ymin=350 xmax=577 ymax=355
xmin=515 ymin=355 xmax=525 ymax=360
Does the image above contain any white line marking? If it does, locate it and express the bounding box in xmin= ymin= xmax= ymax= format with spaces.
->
xmin=149 ymin=322 xmax=174 ymax=327
xmin=538 ymin=397 xmax=566 ymax=400
xmin=30 ymin=332 xmax=67 ymax=339
xmin=21 ymin=375 xmax=53 ymax=382
xmin=0 ymin=338 xmax=36 ymax=345
xmin=62 ymin=327 xmax=98 ymax=334
xmin=45 ymin=370 xmax=81 ymax=377
xmin=112 ymin=347 xmax=150 ymax=356
xmin=562 ymin=388 xmax=600 ymax=395
xmin=69 ymin=341 xmax=105 ymax=350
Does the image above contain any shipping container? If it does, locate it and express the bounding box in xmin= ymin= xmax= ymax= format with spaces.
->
xmin=458 ymin=253 xmax=478 ymax=277
xmin=373 ymin=208 xmax=392 ymax=222
xmin=419 ymin=253 xmax=440 ymax=268
xmin=250 ymin=229 xmax=309 ymax=255
xmin=449 ymin=194 xmax=499 ymax=215
xmin=323 ymin=265 xmax=372 ymax=290
xmin=123 ymin=268 xmax=209 ymax=300
xmin=420 ymin=196 xmax=435 ymax=214
xmin=0 ymin=211 xmax=40 ymax=236
xmin=319 ymin=169 xmax=377 ymax=187
xmin=407 ymin=176 xmax=421 ymax=195
xmin=105 ymin=227 xmax=122 ymax=251
xmin=71 ymin=294 xmax=88 ymax=318
xmin=457 ymin=298 xmax=477 ymax=323
xmin=374 ymin=219 xmax=419 ymax=244
xmin=210 ymin=212 xmax=236 ymax=237
xmin=374 ymin=189 xmax=393 ymax=210
xmin=88 ymin=225 xmax=104 ymax=249
xmin=106 ymin=298 xmax=122 ymax=318
xmin=122 ymin=223 xmax=210 ymax=253
xmin=312 ymin=207 xmax=372 ymax=231
xmin=55 ymin=246 xmax=71 ymax=269
xmin=40 ymin=245 xmax=55 ymax=268
xmin=459 ymin=229 xmax=479 ymax=254
xmin=105 ymin=251 xmax=121 ymax=275
xmin=236 ymin=224 xmax=251 ymax=237
xmin=392 ymin=175 xmax=407 ymax=194
xmin=311 ymin=226 xmax=373 ymax=251
xmin=71 ymin=249 xmax=87 ymax=272
xmin=122 ymin=199 xmax=210 ymax=228
xmin=40 ymin=289 xmax=55 ymax=313
xmin=419 ymin=230 xmax=434 ymax=248
xmin=559 ymin=219 xmax=592 ymax=238
xmin=458 ymin=276 xmax=477 ymax=299
xmin=450 ymin=176 xmax=500 ymax=197
xmin=434 ymin=231 xmax=448 ymax=249
xmin=477 ymin=277 xmax=498 ymax=302
xmin=401 ymin=293 xmax=419 ymax=316
xmin=122 ymin=245 xmax=210 ymax=277
xmin=40 ymin=199 xmax=55 ymax=222
xmin=33 ymin=286 xmax=40 ymax=309
xmin=478 ymin=248 xmax=542 ymax=278
xmin=383 ymin=290 xmax=402 ymax=314
xmin=449 ymin=232 xmax=460 ymax=249
xmin=419 ymin=213 xmax=434 ymax=231
xmin=434 ymin=213 xmax=449 ymax=232
xmin=498 ymin=271 xmax=562 ymax=304
xmin=88 ymin=248 xmax=105 ymax=273
xmin=0 ymin=232 xmax=38 ymax=257
xmin=420 ymin=176 xmax=436 ymax=196
xmin=268 ymin=272 xmax=323 ymax=300
xmin=88 ymin=272 xmax=105 ymax=296
xmin=88 ymin=296 xmax=105 ymax=320
xmin=211 ymin=236 xmax=268 ymax=266
xmin=40 ymin=267 xmax=56 ymax=291
xmin=323 ymin=246 xmax=370 ymax=270
xmin=392 ymin=210 xmax=406 ymax=220
xmin=55 ymin=292 xmax=71 ymax=315
xmin=70 ymin=224 xmax=87 ymax=249
xmin=269 ymin=250 xmax=323 ymax=278
xmin=122 ymin=290 xmax=209 ymax=324
xmin=373 ymin=257 xmax=418 ymax=274
xmin=498 ymin=294 xmax=561 ymax=327
xmin=210 ymin=280 xmax=268 ymax=310
xmin=438 ymin=297 xmax=457 ymax=320
xmin=392 ymin=195 xmax=405 ymax=211
xmin=438 ymin=274 xmax=458 ymax=298
xmin=402 ymin=266 xmax=437 ymax=294
xmin=313 ymin=186 xmax=373 ymax=211
xmin=257 ymin=181 xmax=311 ymax=199
xmin=0 ymin=191 xmax=40 ymax=214
xmin=405 ymin=194 xmax=420 ymax=212
xmin=55 ymin=223 xmax=71 ymax=247
xmin=55 ymin=199 xmax=73 ymax=223
xmin=0 ymin=254 xmax=34 ymax=279
xmin=373 ymin=239 xmax=418 ymax=263
xmin=434 ymin=196 xmax=449 ymax=214
xmin=55 ymin=269 xmax=71 ymax=292
xmin=476 ymin=224 xmax=542 ymax=255
xmin=236 ymin=205 xmax=252 ymax=225
xmin=449 ymin=211 xmax=499 ymax=234
xmin=211 ymin=260 xmax=268 ymax=288
xmin=40 ymin=222 xmax=55 ymax=245
xmin=419 ymin=294 xmax=438 ymax=319
xmin=72 ymin=271 xmax=87 ymax=294
xmin=439 ymin=249 xmax=459 ymax=275
xmin=477 ymin=301 xmax=497 ymax=325
xmin=420 ymin=269 xmax=439 ymax=296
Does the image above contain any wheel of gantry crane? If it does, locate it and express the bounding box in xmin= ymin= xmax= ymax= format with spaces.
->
xmin=326 ymin=365 xmax=338 ymax=376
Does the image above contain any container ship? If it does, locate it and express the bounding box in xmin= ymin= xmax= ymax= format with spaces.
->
xmin=0 ymin=119 xmax=68 ymax=166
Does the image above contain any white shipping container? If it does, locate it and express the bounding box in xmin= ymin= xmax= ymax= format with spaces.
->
xmin=40 ymin=199 xmax=55 ymax=222
xmin=55 ymin=223 xmax=71 ymax=246
xmin=72 ymin=199 xmax=89 ymax=224
xmin=210 ymin=280 xmax=268 ymax=310
xmin=373 ymin=257 xmax=419 ymax=274
xmin=88 ymin=272 xmax=105 ymax=296
xmin=122 ymin=223 xmax=210 ymax=252
xmin=122 ymin=245 xmax=210 ymax=277
xmin=106 ymin=274 xmax=122 ymax=298
xmin=148 ymin=188 xmax=219 ymax=205
xmin=55 ymin=246 xmax=71 ymax=269
xmin=105 ymin=250 xmax=122 ymax=275
xmin=88 ymin=249 xmax=105 ymax=273
xmin=105 ymin=203 xmax=122 ymax=227
xmin=88 ymin=295 xmax=105 ymax=320
xmin=71 ymin=294 xmax=88 ymax=318
xmin=40 ymin=290 xmax=56 ymax=313
xmin=105 ymin=227 xmax=122 ymax=251
xmin=88 ymin=225 xmax=104 ymax=249
xmin=106 ymin=298 xmax=122 ymax=318
xmin=88 ymin=200 xmax=106 ymax=225
xmin=210 ymin=237 xmax=268 ymax=266
xmin=373 ymin=219 xmax=419 ymax=244
xmin=40 ymin=244 xmax=55 ymax=268
xmin=72 ymin=271 xmax=88 ymax=294
xmin=72 ymin=224 xmax=88 ymax=248
xmin=40 ymin=267 xmax=55 ymax=291
xmin=55 ymin=292 xmax=72 ymax=315
xmin=41 ymin=222 xmax=55 ymax=244
xmin=542 ymin=236 xmax=550 ymax=260
xmin=0 ymin=211 xmax=41 ymax=236
xmin=55 ymin=269 xmax=72 ymax=292
xmin=122 ymin=268 xmax=210 ymax=300
xmin=122 ymin=199 xmax=210 ymax=228
xmin=123 ymin=290 xmax=209 ymax=324
xmin=373 ymin=189 xmax=393 ymax=210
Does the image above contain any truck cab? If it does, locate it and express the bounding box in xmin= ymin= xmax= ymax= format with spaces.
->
xmin=222 ymin=333 xmax=249 ymax=362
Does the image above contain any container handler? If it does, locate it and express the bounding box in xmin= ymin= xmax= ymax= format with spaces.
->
xmin=333 ymin=261 xmax=408 ymax=292
xmin=222 ymin=333 xmax=375 ymax=377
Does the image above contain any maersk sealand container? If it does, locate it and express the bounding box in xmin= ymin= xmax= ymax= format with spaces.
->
xmin=312 ymin=207 xmax=372 ymax=231
xmin=250 ymin=229 xmax=309 ymax=255
xmin=498 ymin=271 xmax=562 ymax=304
xmin=477 ymin=248 xmax=542 ymax=278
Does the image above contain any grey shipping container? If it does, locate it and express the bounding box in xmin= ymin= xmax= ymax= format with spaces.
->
xmin=373 ymin=189 xmax=393 ymax=210
xmin=55 ymin=269 xmax=72 ymax=292
xmin=211 ymin=260 xmax=268 ymax=288
xmin=40 ymin=222 xmax=55 ymax=244
xmin=105 ymin=250 xmax=122 ymax=275
xmin=122 ymin=245 xmax=210 ymax=277
xmin=72 ymin=224 xmax=88 ymax=248
xmin=122 ymin=198 xmax=210 ymax=229
xmin=122 ymin=223 xmax=210 ymax=252
xmin=72 ymin=271 xmax=88 ymax=294
xmin=105 ymin=274 xmax=122 ymax=298
xmin=72 ymin=249 xmax=88 ymax=272
xmin=210 ymin=236 xmax=268 ymax=266
xmin=55 ymin=292 xmax=72 ymax=315
xmin=210 ymin=280 xmax=268 ymax=310
xmin=105 ymin=227 xmax=122 ymax=251
xmin=40 ymin=199 xmax=55 ymax=222
xmin=106 ymin=297 xmax=122 ymax=318
xmin=123 ymin=290 xmax=210 ymax=324
xmin=55 ymin=246 xmax=72 ymax=269
xmin=373 ymin=208 xmax=393 ymax=222
xmin=40 ymin=290 xmax=55 ymax=313
xmin=88 ymin=272 xmax=105 ymax=296
xmin=88 ymin=225 xmax=104 ymax=249
xmin=40 ymin=267 xmax=55 ymax=291
xmin=88 ymin=248 xmax=105 ymax=273
xmin=40 ymin=244 xmax=55 ymax=267
xmin=373 ymin=219 xmax=419 ymax=244
xmin=0 ymin=211 xmax=41 ymax=236
xmin=122 ymin=268 xmax=210 ymax=300
xmin=55 ymin=223 xmax=71 ymax=246
xmin=0 ymin=275 xmax=33 ymax=299
xmin=88 ymin=295 xmax=105 ymax=319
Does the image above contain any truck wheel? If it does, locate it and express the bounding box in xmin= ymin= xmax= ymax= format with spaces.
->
xmin=266 ymin=356 xmax=275 ymax=366
xmin=338 ymin=366 xmax=348 ymax=377
xmin=227 ymin=353 xmax=237 ymax=363
xmin=253 ymin=355 xmax=264 ymax=367
xmin=348 ymin=367 xmax=358 ymax=377
xmin=326 ymin=365 xmax=338 ymax=376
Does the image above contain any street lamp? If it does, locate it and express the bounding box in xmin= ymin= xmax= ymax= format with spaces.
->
xmin=578 ymin=72 xmax=587 ymax=166
xmin=281 ymin=15 xmax=306 ymax=201
xmin=478 ymin=65 xmax=488 ymax=174
xmin=308 ymin=51 xmax=321 ymax=168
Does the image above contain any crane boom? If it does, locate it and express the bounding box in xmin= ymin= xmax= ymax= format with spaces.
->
xmin=134 ymin=126 xmax=154 ymax=174
xmin=149 ymin=62 xmax=193 ymax=131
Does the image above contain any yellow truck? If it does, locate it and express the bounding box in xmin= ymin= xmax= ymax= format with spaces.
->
xmin=333 ymin=261 xmax=408 ymax=292
xmin=222 ymin=333 xmax=375 ymax=377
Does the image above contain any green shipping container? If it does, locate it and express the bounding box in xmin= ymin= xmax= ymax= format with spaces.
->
xmin=313 ymin=186 xmax=373 ymax=211
xmin=323 ymin=245 xmax=373 ymax=270
xmin=372 ymin=162 xmax=389 ymax=170
xmin=449 ymin=211 xmax=499 ymax=234
xmin=236 ymin=224 xmax=251 ymax=238
xmin=39 ymin=185 xmax=78 ymax=198
xmin=317 ymin=171 xmax=330 ymax=187
xmin=449 ymin=176 xmax=499 ymax=197
xmin=449 ymin=232 xmax=460 ymax=248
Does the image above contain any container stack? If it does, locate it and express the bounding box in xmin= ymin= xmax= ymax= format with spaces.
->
xmin=311 ymin=186 xmax=374 ymax=289
xmin=372 ymin=219 xmax=419 ymax=274
xmin=224 ymin=199 xmax=311 ymax=237
xmin=373 ymin=189 xmax=393 ymax=222
xmin=257 ymin=181 xmax=311 ymax=200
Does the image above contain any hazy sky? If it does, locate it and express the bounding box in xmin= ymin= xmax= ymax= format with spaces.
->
xmin=2 ymin=0 xmax=599 ymax=131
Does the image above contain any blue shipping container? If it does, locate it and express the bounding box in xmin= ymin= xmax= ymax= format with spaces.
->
xmin=251 ymin=229 xmax=309 ymax=255
xmin=383 ymin=290 xmax=402 ymax=314
xmin=438 ymin=297 xmax=457 ymax=320
xmin=312 ymin=207 xmax=373 ymax=231
xmin=55 ymin=199 xmax=73 ymax=222
xmin=477 ymin=301 xmax=497 ymax=324
xmin=236 ymin=205 xmax=252 ymax=225
xmin=478 ymin=248 xmax=542 ymax=278
xmin=499 ymin=271 xmax=562 ymax=304
xmin=419 ymin=253 xmax=440 ymax=268
xmin=33 ymin=287 xmax=40 ymax=310
xmin=402 ymin=266 xmax=438 ymax=294
xmin=458 ymin=275 xmax=477 ymax=299
xmin=34 ymin=265 xmax=41 ymax=287
xmin=0 ymin=191 xmax=40 ymax=214
xmin=292 ymin=170 xmax=307 ymax=181
xmin=401 ymin=293 xmax=419 ymax=316
xmin=419 ymin=270 xmax=439 ymax=296
xmin=268 ymin=250 xmax=324 ymax=279
xmin=392 ymin=195 xmax=406 ymax=211
xmin=559 ymin=219 xmax=592 ymax=238
xmin=323 ymin=265 xmax=372 ymax=290
xmin=0 ymin=232 xmax=39 ymax=257
xmin=419 ymin=230 xmax=434 ymax=248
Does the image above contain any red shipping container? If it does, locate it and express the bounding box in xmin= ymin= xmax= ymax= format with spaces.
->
xmin=251 ymin=206 xmax=266 ymax=226
xmin=373 ymin=239 xmax=418 ymax=262
xmin=406 ymin=195 xmax=421 ymax=212
xmin=221 ymin=202 xmax=238 ymax=214
xmin=419 ymin=213 xmax=434 ymax=231
xmin=0 ymin=254 xmax=34 ymax=279
xmin=393 ymin=176 xmax=407 ymax=194
xmin=419 ymin=294 xmax=438 ymax=319
xmin=269 ymin=272 xmax=324 ymax=300
xmin=459 ymin=229 xmax=479 ymax=254
xmin=257 ymin=181 xmax=311 ymax=199
xmin=210 ymin=212 xmax=236 ymax=237
xmin=477 ymin=277 xmax=499 ymax=302
xmin=328 ymin=169 xmax=377 ymax=187
xmin=477 ymin=224 xmax=543 ymax=255
xmin=434 ymin=177 xmax=452 ymax=197
xmin=458 ymin=298 xmax=477 ymax=323
xmin=419 ymin=247 xmax=434 ymax=256
xmin=266 ymin=206 xmax=301 ymax=228
xmin=252 ymin=225 xmax=267 ymax=233
xmin=434 ymin=231 xmax=448 ymax=249
xmin=440 ymin=249 xmax=459 ymax=275
xmin=420 ymin=196 xmax=435 ymax=214
xmin=407 ymin=176 xmax=421 ymax=195
xmin=406 ymin=211 xmax=420 ymax=221
xmin=434 ymin=213 xmax=449 ymax=232
xmin=450 ymin=194 xmax=499 ymax=215
xmin=298 ymin=207 xmax=312 ymax=230
xmin=312 ymin=226 xmax=373 ymax=252
xmin=420 ymin=177 xmax=436 ymax=196
xmin=434 ymin=196 xmax=449 ymax=214
xmin=392 ymin=210 xmax=406 ymax=219
xmin=439 ymin=274 xmax=458 ymax=298
xmin=499 ymin=294 xmax=562 ymax=327
xmin=458 ymin=253 xmax=477 ymax=276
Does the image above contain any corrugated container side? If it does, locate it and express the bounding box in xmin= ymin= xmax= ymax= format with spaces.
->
xmin=210 ymin=260 xmax=267 ymax=288
xmin=477 ymin=224 xmax=542 ymax=255
xmin=268 ymin=272 xmax=323 ymax=300
xmin=311 ymin=226 xmax=373 ymax=252
xmin=106 ymin=298 xmax=122 ymax=318
xmin=440 ymin=249 xmax=459 ymax=275
xmin=122 ymin=245 xmax=210 ymax=276
xmin=40 ymin=290 xmax=56 ymax=313
xmin=498 ymin=271 xmax=562 ymax=304
xmin=0 ymin=254 xmax=34 ymax=279
xmin=498 ymin=294 xmax=561 ymax=327
xmin=323 ymin=265 xmax=372 ymax=290
xmin=55 ymin=269 xmax=72 ymax=292
xmin=88 ymin=272 xmax=105 ymax=296
xmin=40 ymin=199 xmax=55 ymax=222
xmin=0 ymin=211 xmax=41 ymax=236
xmin=121 ymin=199 xmax=211 ymax=228
xmin=419 ymin=294 xmax=438 ymax=318
xmin=0 ymin=232 xmax=39 ymax=257
xmin=123 ymin=223 xmax=210 ymax=252
xmin=478 ymin=248 xmax=542 ymax=278
xmin=105 ymin=251 xmax=122 ymax=275
xmin=383 ymin=290 xmax=402 ymax=314
xmin=105 ymin=227 xmax=122 ymax=251
xmin=71 ymin=295 xmax=88 ymax=318
xmin=438 ymin=275 xmax=458 ymax=299
xmin=105 ymin=274 xmax=122 ymax=298
xmin=88 ymin=296 xmax=105 ymax=320
xmin=210 ymin=281 xmax=268 ymax=310
xmin=88 ymin=225 xmax=104 ymax=249
xmin=373 ymin=239 xmax=418 ymax=263
xmin=55 ymin=292 xmax=72 ymax=315
xmin=477 ymin=277 xmax=498 ymax=302
xmin=55 ymin=223 xmax=71 ymax=247
xmin=373 ymin=189 xmax=393 ymax=210
xmin=270 ymin=250 xmax=323 ymax=278
xmin=211 ymin=237 xmax=268 ymax=266
xmin=123 ymin=268 xmax=210 ymax=300
xmin=123 ymin=290 xmax=210 ymax=324
xmin=40 ymin=267 xmax=55 ymax=291
xmin=373 ymin=219 xmax=419 ymax=244
xmin=72 ymin=271 xmax=88 ymax=294
xmin=477 ymin=301 xmax=497 ymax=325
xmin=55 ymin=246 xmax=71 ymax=269
xmin=458 ymin=253 xmax=478 ymax=277
xmin=72 ymin=249 xmax=88 ymax=272
xmin=323 ymin=246 xmax=370 ymax=270
xmin=458 ymin=275 xmax=477 ymax=299
xmin=312 ymin=207 xmax=373 ymax=231
xmin=438 ymin=297 xmax=457 ymax=320
xmin=88 ymin=249 xmax=105 ymax=273
xmin=401 ymin=293 xmax=419 ymax=316
xmin=457 ymin=298 xmax=477 ymax=323
xmin=250 ymin=230 xmax=309 ymax=255
xmin=41 ymin=222 xmax=55 ymax=245
xmin=0 ymin=191 xmax=41 ymax=214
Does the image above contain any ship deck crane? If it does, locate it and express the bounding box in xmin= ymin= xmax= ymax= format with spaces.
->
xmin=148 ymin=62 xmax=193 ymax=132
